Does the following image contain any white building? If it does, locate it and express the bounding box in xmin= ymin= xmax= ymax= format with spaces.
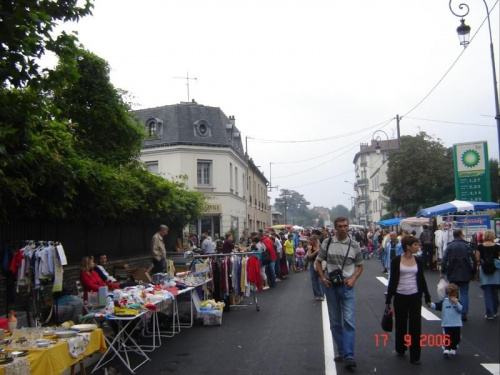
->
xmin=134 ymin=101 xmax=270 ymax=242
xmin=352 ymin=139 xmax=399 ymax=228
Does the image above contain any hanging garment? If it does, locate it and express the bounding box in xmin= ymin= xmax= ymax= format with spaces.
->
xmin=247 ymin=256 xmax=262 ymax=291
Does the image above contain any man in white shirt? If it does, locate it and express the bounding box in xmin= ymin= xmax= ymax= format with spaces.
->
xmin=201 ymin=231 xmax=215 ymax=254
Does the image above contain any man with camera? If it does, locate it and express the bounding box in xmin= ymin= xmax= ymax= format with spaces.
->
xmin=315 ymin=217 xmax=364 ymax=370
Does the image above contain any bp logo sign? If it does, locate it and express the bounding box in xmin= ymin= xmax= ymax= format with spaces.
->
xmin=455 ymin=142 xmax=486 ymax=174
xmin=461 ymin=149 xmax=481 ymax=168
xmin=453 ymin=141 xmax=491 ymax=202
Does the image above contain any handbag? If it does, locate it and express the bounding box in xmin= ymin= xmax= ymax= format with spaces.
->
xmin=381 ymin=305 xmax=393 ymax=332
xmin=261 ymin=248 xmax=271 ymax=266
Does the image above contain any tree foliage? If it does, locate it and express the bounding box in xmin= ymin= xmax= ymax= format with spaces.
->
xmin=274 ymin=189 xmax=310 ymax=225
xmin=0 ymin=5 xmax=206 ymax=226
xmin=383 ymin=133 xmax=455 ymax=216
xmin=0 ymin=0 xmax=93 ymax=88
xmin=52 ymin=50 xmax=144 ymax=166
xmin=330 ymin=204 xmax=350 ymax=220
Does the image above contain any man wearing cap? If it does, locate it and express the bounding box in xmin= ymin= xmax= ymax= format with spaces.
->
xmin=151 ymin=225 xmax=169 ymax=274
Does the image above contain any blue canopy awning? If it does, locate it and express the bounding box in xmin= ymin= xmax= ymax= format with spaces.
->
xmin=376 ymin=218 xmax=402 ymax=226
xmin=416 ymin=200 xmax=500 ymax=218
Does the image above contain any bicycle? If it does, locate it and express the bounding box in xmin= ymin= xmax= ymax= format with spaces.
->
xmin=26 ymin=281 xmax=55 ymax=327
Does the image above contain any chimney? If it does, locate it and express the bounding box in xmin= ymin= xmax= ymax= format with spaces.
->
xmin=360 ymin=142 xmax=368 ymax=151
xmin=229 ymin=115 xmax=235 ymax=126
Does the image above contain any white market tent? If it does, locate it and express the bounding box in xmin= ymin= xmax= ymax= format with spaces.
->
xmin=416 ymin=200 xmax=500 ymax=218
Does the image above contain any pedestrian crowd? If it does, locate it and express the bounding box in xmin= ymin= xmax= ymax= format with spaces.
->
xmin=154 ymin=222 xmax=499 ymax=370
xmin=188 ymin=221 xmax=499 ymax=370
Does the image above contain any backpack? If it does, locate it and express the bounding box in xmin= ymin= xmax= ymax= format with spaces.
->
xmin=421 ymin=230 xmax=432 ymax=245
xmin=481 ymin=248 xmax=497 ymax=275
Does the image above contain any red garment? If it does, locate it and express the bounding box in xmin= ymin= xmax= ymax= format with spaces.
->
xmin=247 ymin=256 xmax=262 ymax=291
xmin=262 ymin=236 xmax=277 ymax=261
xmin=9 ymin=250 xmax=23 ymax=274
xmin=80 ymin=270 xmax=119 ymax=300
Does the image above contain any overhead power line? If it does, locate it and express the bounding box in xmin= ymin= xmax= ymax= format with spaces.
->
xmin=405 ymin=116 xmax=496 ymax=127
xmin=247 ymin=117 xmax=395 ymax=144
xmin=273 ymin=118 xmax=395 ymax=179
xmin=402 ymin=0 xmax=498 ymax=118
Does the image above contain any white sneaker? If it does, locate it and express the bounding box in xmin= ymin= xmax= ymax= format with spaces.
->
xmin=443 ymin=350 xmax=450 ymax=358
xmin=449 ymin=350 xmax=456 ymax=356
xmin=263 ymin=286 xmax=270 ymax=290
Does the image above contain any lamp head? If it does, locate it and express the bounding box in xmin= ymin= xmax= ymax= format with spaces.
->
xmin=456 ymin=18 xmax=471 ymax=47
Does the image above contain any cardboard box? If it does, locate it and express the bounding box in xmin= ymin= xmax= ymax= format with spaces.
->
xmin=132 ymin=267 xmax=151 ymax=283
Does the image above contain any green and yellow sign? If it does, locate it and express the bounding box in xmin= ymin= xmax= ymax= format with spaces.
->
xmin=452 ymin=141 xmax=491 ymax=201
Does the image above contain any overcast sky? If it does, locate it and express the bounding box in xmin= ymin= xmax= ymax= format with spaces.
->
xmin=60 ymin=0 xmax=499 ymax=209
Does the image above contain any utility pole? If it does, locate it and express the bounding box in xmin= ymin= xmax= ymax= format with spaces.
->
xmin=283 ymin=189 xmax=288 ymax=224
xmin=396 ymin=114 xmax=400 ymax=148
xmin=268 ymin=163 xmax=279 ymax=191
xmin=174 ymin=73 xmax=198 ymax=102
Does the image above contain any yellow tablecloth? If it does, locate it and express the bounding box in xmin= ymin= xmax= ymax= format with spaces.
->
xmin=0 ymin=328 xmax=107 ymax=375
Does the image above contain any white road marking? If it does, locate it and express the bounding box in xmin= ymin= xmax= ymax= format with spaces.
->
xmin=322 ymin=299 xmax=337 ymax=375
xmin=481 ymin=363 xmax=500 ymax=375
xmin=376 ymin=277 xmax=441 ymax=321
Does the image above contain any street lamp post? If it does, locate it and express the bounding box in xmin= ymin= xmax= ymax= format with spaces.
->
xmin=372 ymin=130 xmax=390 ymax=154
xmin=449 ymin=0 xmax=500 ymax=158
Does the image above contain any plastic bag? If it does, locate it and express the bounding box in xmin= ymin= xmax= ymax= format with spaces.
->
xmin=437 ymin=278 xmax=449 ymax=300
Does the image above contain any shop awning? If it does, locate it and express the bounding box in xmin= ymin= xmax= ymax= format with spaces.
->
xmin=400 ymin=217 xmax=431 ymax=226
xmin=270 ymin=224 xmax=292 ymax=230
xmin=376 ymin=218 xmax=402 ymax=226
xmin=416 ymin=200 xmax=500 ymax=218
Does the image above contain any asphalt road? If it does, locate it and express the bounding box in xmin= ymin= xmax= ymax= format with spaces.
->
xmin=98 ymin=257 xmax=499 ymax=375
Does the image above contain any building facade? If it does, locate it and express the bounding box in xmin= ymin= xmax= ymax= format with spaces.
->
xmin=352 ymin=139 xmax=399 ymax=228
xmin=134 ymin=101 xmax=270 ymax=242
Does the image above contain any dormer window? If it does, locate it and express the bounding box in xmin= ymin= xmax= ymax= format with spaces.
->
xmin=145 ymin=116 xmax=163 ymax=139
xmin=149 ymin=122 xmax=157 ymax=136
xmin=194 ymin=120 xmax=212 ymax=137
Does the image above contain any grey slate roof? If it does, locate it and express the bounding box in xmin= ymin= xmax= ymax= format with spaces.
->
xmin=352 ymin=139 xmax=399 ymax=163
xmin=132 ymin=101 xmax=245 ymax=158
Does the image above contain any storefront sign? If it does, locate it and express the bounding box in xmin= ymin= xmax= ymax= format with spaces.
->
xmin=443 ymin=215 xmax=490 ymax=239
xmin=205 ymin=204 xmax=221 ymax=213
xmin=454 ymin=215 xmax=491 ymax=229
xmin=452 ymin=141 xmax=491 ymax=202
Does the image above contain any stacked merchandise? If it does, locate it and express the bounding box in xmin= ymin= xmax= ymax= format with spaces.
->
xmin=199 ymin=299 xmax=225 ymax=326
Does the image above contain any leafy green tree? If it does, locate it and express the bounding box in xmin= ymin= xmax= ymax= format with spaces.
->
xmin=383 ymin=132 xmax=455 ymax=216
xmin=331 ymin=204 xmax=350 ymax=220
xmin=52 ymin=50 xmax=144 ymax=166
xmin=0 ymin=23 xmax=205 ymax=226
xmin=274 ymin=189 xmax=310 ymax=223
xmin=294 ymin=209 xmax=317 ymax=227
xmin=0 ymin=0 xmax=93 ymax=88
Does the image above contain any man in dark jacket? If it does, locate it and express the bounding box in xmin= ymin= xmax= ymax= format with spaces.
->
xmin=419 ymin=225 xmax=434 ymax=270
xmin=441 ymin=229 xmax=475 ymax=321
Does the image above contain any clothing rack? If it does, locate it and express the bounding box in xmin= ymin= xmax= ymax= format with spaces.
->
xmin=192 ymin=252 xmax=261 ymax=312
xmin=192 ymin=251 xmax=261 ymax=258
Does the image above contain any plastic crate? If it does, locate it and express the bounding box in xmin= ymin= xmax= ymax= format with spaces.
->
xmin=200 ymin=309 xmax=223 ymax=326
